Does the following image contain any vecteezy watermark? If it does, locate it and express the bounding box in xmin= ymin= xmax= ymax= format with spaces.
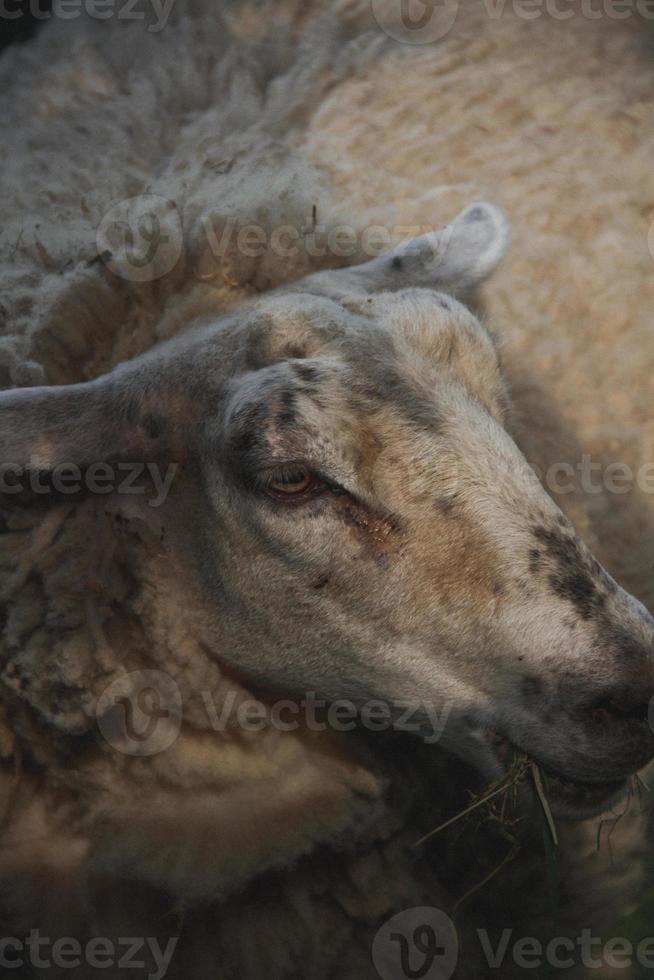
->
xmin=0 ymin=460 xmax=177 ymax=508
xmin=371 ymin=911 xmax=654 ymax=978
xmin=200 ymin=690 xmax=452 ymax=745
xmin=371 ymin=443 xmax=654 ymax=507
xmin=0 ymin=0 xmax=176 ymax=31
xmin=479 ymin=0 xmax=654 ymax=19
xmin=4 ymin=451 xmax=652 ymax=509
xmin=477 ymin=928 xmax=654 ymax=970
xmin=97 ymin=194 xmax=654 ymax=297
xmin=370 ymin=0 xmax=654 ymax=43
xmin=96 ymin=194 xmax=184 ymax=281
xmin=495 ymin=0 xmax=654 ymax=17
xmin=198 ymin=215 xmax=426 ymax=262
xmin=371 ymin=0 xmax=460 ymax=43
xmin=0 ymin=931 xmax=178 ymax=979
xmin=520 ymin=453 xmax=654 ymax=498
xmin=95 ymin=196 xmax=440 ymax=283
xmin=96 ymin=670 xmax=183 ymax=756
xmin=372 ymin=907 xmax=459 ymax=980
xmin=95 ymin=670 xmax=454 ymax=756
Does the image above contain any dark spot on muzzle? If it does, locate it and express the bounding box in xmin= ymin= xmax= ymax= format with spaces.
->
xmin=532 ymin=524 xmax=607 ymax=619
xmin=549 ymin=570 xmax=604 ymax=620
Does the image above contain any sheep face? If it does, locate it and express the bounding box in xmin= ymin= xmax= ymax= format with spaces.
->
xmin=181 ymin=291 xmax=654 ymax=821
xmin=3 ymin=204 xmax=654 ymax=821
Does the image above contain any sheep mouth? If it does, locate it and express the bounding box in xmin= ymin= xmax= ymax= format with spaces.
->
xmin=491 ymin=735 xmax=629 ymax=820
xmin=532 ymin=766 xmax=629 ymax=820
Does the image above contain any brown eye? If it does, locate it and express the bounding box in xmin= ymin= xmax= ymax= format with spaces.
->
xmin=267 ymin=469 xmax=315 ymax=497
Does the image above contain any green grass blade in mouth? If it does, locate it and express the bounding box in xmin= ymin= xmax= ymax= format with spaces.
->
xmin=531 ymin=763 xmax=558 ymax=847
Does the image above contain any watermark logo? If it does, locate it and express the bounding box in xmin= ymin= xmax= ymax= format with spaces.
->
xmin=96 ymin=669 xmax=183 ymax=756
xmin=483 ymin=0 xmax=654 ymax=19
xmin=477 ymin=927 xmax=654 ymax=970
xmin=371 ymin=0 xmax=459 ymax=43
xmin=372 ymin=907 xmax=458 ymax=980
xmin=0 ymin=460 xmax=177 ymax=508
xmin=96 ymin=194 xmax=183 ymax=282
xmin=369 ymin=0 xmax=654 ymax=36
xmin=0 ymin=0 xmax=177 ymax=33
xmin=95 ymin=673 xmax=453 ymax=757
xmin=0 ymin=931 xmax=177 ymax=979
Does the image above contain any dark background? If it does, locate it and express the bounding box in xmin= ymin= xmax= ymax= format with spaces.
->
xmin=0 ymin=1 xmax=52 ymax=52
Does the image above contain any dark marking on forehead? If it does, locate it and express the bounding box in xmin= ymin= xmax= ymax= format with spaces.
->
xmin=231 ymin=402 xmax=270 ymax=452
xmin=343 ymin=326 xmax=451 ymax=431
xmin=350 ymin=359 xmax=444 ymax=433
xmin=276 ymin=389 xmax=298 ymax=428
xmin=296 ymin=386 xmax=327 ymax=411
xmin=388 ymin=374 xmax=443 ymax=431
xmin=391 ymin=256 xmax=403 ymax=270
xmin=292 ymin=363 xmax=322 ymax=384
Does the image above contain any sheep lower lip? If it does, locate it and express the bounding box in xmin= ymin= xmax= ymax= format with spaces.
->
xmin=541 ymin=765 xmax=625 ymax=790
xmin=490 ymin=736 xmax=629 ymax=817
xmin=530 ymin=765 xmax=629 ymax=819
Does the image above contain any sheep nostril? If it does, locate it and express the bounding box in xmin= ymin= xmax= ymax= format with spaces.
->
xmin=588 ymin=694 xmax=651 ymax=728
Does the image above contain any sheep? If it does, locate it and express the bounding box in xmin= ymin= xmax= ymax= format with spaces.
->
xmin=1 ymin=199 xmax=653 ymax=977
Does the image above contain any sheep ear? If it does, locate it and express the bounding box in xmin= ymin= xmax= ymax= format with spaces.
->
xmin=0 ymin=376 xmax=167 ymax=477
xmin=304 ymin=203 xmax=510 ymax=301
xmin=373 ymin=202 xmax=510 ymax=297
xmin=402 ymin=202 xmax=510 ymax=296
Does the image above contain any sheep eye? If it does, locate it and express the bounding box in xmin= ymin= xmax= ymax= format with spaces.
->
xmin=266 ymin=468 xmax=317 ymax=498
